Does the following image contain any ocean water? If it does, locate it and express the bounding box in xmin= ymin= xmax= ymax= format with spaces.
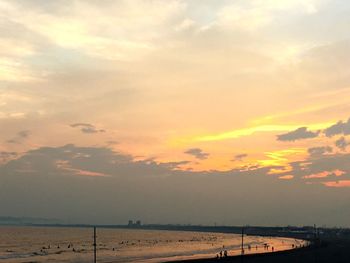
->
xmin=0 ymin=226 xmax=306 ymax=262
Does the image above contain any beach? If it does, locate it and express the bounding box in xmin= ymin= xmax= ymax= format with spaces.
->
xmin=0 ymin=226 xmax=306 ymax=263
xmin=169 ymin=237 xmax=350 ymax=263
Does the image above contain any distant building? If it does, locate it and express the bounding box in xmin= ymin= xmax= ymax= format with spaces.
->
xmin=127 ymin=220 xmax=142 ymax=227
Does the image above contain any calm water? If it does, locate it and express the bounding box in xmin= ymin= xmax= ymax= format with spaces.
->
xmin=0 ymin=226 xmax=306 ymax=262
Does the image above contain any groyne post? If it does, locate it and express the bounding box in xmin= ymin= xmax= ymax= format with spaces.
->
xmin=93 ymin=226 xmax=97 ymax=263
xmin=241 ymin=227 xmax=244 ymax=255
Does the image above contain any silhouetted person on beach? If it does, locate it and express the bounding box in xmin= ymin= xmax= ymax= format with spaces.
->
xmin=224 ymin=250 xmax=228 ymax=257
xmin=219 ymin=251 xmax=223 ymax=258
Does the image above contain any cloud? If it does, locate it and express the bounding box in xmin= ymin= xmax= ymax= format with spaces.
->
xmin=70 ymin=123 xmax=105 ymax=134
xmin=322 ymin=180 xmax=350 ymax=188
xmin=162 ymin=161 xmax=191 ymax=170
xmin=278 ymin=152 xmax=350 ymax=187
xmin=0 ymin=0 xmax=185 ymax=62
xmin=106 ymin=140 xmax=118 ymax=146
xmin=232 ymin=153 xmax=247 ymax=162
xmin=277 ymin=127 xmax=319 ymax=141
xmin=279 ymin=175 xmax=294 ymax=180
xmin=303 ymin=169 xmax=345 ymax=179
xmin=0 ymin=151 xmax=17 ymax=163
xmin=324 ymin=118 xmax=350 ymax=137
xmin=308 ymin=146 xmax=332 ymax=157
xmin=6 ymin=130 xmax=31 ymax=144
xmin=335 ymin=137 xmax=350 ymax=151
xmin=18 ymin=130 xmax=30 ymax=138
xmin=216 ymin=0 xmax=319 ymax=32
xmin=184 ymin=148 xmax=209 ymax=160
xmin=55 ymin=160 xmax=110 ymax=177
xmin=2 ymin=144 xmax=350 ymax=225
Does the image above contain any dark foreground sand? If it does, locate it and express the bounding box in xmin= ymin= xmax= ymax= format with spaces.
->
xmin=167 ymin=238 xmax=350 ymax=263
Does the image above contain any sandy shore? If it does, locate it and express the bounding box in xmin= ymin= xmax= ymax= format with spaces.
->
xmin=160 ymin=237 xmax=308 ymax=263
xmin=166 ymin=237 xmax=350 ymax=263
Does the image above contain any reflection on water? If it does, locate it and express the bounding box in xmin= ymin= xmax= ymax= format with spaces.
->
xmin=0 ymin=226 xmax=307 ymax=262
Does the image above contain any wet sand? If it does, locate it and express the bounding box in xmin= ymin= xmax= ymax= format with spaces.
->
xmin=168 ymin=237 xmax=350 ymax=263
xmin=159 ymin=237 xmax=307 ymax=263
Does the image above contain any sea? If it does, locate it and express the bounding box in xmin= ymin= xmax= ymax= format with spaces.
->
xmin=0 ymin=226 xmax=306 ymax=262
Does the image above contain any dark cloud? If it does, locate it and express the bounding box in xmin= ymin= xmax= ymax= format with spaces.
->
xmin=232 ymin=153 xmax=248 ymax=162
xmin=277 ymin=127 xmax=319 ymax=141
xmin=335 ymin=137 xmax=350 ymax=150
xmin=288 ymin=153 xmax=350 ymax=183
xmin=324 ymin=118 xmax=350 ymax=137
xmin=6 ymin=130 xmax=31 ymax=144
xmin=1 ymin=144 xmax=350 ymax=226
xmin=184 ymin=148 xmax=209 ymax=160
xmin=308 ymin=146 xmax=333 ymax=157
xmin=275 ymin=118 xmax=350 ymax=142
xmin=70 ymin=123 xmax=105 ymax=134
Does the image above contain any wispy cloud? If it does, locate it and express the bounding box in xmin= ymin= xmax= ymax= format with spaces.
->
xmin=335 ymin=137 xmax=350 ymax=151
xmin=0 ymin=151 xmax=17 ymax=163
xmin=232 ymin=153 xmax=248 ymax=162
xmin=194 ymin=123 xmax=328 ymax=142
xmin=6 ymin=130 xmax=31 ymax=144
xmin=70 ymin=123 xmax=105 ymax=134
xmin=184 ymin=148 xmax=209 ymax=160
xmin=322 ymin=180 xmax=350 ymax=188
xmin=303 ymin=169 xmax=345 ymax=179
xmin=277 ymin=127 xmax=319 ymax=141
xmin=324 ymin=118 xmax=350 ymax=137
xmin=308 ymin=146 xmax=332 ymax=158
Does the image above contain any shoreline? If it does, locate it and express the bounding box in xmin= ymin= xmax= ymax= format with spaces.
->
xmin=164 ymin=243 xmax=312 ymax=263
xmin=158 ymin=237 xmax=309 ymax=263
xmin=165 ymin=237 xmax=350 ymax=263
xmin=0 ymin=225 xmax=308 ymax=263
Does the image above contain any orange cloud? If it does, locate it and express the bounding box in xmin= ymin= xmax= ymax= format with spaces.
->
xmin=303 ymin=169 xmax=346 ymax=179
xmin=56 ymin=160 xmax=109 ymax=177
xmin=323 ymin=180 xmax=350 ymax=188
xmin=279 ymin=175 xmax=294 ymax=180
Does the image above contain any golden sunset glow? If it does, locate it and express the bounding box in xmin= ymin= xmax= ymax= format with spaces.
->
xmin=1 ymin=0 xmax=350 ymax=226
xmin=194 ymin=122 xmax=333 ymax=143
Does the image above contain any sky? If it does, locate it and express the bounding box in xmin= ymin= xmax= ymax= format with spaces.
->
xmin=1 ymin=0 xmax=350 ymax=226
